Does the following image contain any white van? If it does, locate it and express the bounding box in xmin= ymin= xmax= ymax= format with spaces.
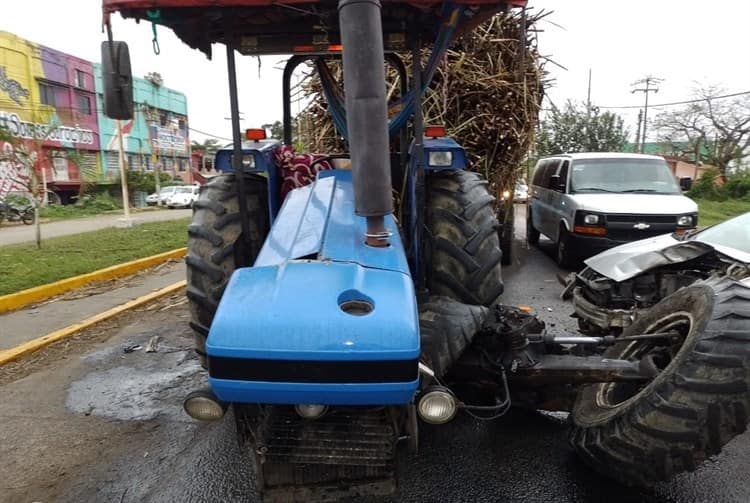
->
xmin=527 ymin=153 xmax=698 ymax=267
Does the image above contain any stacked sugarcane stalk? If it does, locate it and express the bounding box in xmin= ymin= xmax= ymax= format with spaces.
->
xmin=294 ymin=9 xmax=549 ymax=197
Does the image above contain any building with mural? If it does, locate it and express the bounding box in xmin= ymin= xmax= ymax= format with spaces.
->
xmin=0 ymin=30 xmax=191 ymax=204
xmin=94 ymin=67 xmax=191 ymax=184
xmin=0 ymin=31 xmax=100 ymax=204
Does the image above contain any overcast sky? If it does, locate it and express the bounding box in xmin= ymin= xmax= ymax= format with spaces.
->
xmin=2 ymin=1 xmax=749 ymax=144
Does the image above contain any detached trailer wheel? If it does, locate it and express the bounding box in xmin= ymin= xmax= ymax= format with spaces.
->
xmin=570 ymin=276 xmax=750 ymax=486
xmin=426 ymin=170 xmax=503 ymax=306
xmin=186 ymin=173 xmax=269 ymax=366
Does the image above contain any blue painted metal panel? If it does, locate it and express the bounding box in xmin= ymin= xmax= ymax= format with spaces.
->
xmin=255 ymin=176 xmax=335 ymax=267
xmin=255 ymin=170 xmax=410 ymax=275
xmin=207 ymin=262 xmax=419 ymax=361
xmin=209 ymin=378 xmax=418 ymax=405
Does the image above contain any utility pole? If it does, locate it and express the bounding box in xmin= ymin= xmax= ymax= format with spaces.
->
xmin=116 ymin=119 xmax=133 ymax=227
xmin=585 ymin=69 xmax=592 ymax=149
xmin=631 ymin=76 xmax=662 ymax=153
xmin=634 ymin=109 xmax=643 ymax=153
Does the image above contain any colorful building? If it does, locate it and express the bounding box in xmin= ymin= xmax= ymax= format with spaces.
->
xmin=94 ymin=67 xmax=191 ymax=184
xmin=0 ymin=31 xmax=100 ymax=203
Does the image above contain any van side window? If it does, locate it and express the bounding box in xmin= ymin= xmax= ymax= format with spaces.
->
xmin=531 ymin=160 xmax=547 ymax=186
xmin=542 ymin=160 xmax=559 ymax=188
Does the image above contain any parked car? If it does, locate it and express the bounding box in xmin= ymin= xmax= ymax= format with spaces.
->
xmin=527 ymin=153 xmax=698 ymax=267
xmin=166 ymin=185 xmax=200 ymax=208
xmin=514 ymin=180 xmax=528 ymax=202
xmin=563 ymin=211 xmax=750 ymax=335
xmin=146 ymin=186 xmax=181 ymax=206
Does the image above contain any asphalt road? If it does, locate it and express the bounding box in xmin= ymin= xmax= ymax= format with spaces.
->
xmin=0 ymin=208 xmax=192 ymax=246
xmin=1 ymin=205 xmax=749 ymax=503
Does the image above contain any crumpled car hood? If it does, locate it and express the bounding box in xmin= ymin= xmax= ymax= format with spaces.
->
xmin=584 ymin=234 xmax=716 ymax=282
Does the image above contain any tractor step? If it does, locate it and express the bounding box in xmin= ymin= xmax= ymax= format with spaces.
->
xmin=236 ymin=405 xmax=398 ymax=502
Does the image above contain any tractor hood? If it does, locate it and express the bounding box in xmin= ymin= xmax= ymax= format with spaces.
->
xmin=584 ymin=233 xmax=750 ymax=282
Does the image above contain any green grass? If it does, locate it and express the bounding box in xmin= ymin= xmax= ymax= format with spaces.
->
xmin=0 ymin=218 xmax=189 ymax=295
xmin=694 ymin=198 xmax=750 ymax=227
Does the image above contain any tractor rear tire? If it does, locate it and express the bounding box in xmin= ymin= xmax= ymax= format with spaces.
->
xmin=570 ymin=276 xmax=750 ymax=486
xmin=186 ymin=173 xmax=269 ymax=366
xmin=426 ymin=170 xmax=503 ymax=306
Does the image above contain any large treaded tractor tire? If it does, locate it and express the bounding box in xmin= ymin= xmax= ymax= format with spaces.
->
xmin=186 ymin=173 xmax=269 ymax=365
xmin=426 ymin=170 xmax=504 ymax=306
xmin=570 ymin=276 xmax=750 ymax=486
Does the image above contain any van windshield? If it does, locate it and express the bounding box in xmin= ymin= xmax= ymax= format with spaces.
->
xmin=569 ymin=158 xmax=681 ymax=194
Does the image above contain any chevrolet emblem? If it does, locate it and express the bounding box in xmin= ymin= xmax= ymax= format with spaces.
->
xmin=633 ymin=222 xmax=651 ymax=230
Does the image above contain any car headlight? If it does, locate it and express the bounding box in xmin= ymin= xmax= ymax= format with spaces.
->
xmin=677 ymin=215 xmax=693 ymax=226
xmin=501 ymin=190 xmax=511 ymax=200
xmin=428 ymin=151 xmax=453 ymax=167
xmin=583 ymin=214 xmax=599 ymax=225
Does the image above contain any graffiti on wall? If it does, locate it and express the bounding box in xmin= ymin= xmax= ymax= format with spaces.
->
xmin=0 ymin=65 xmax=29 ymax=106
xmin=0 ymin=111 xmax=95 ymax=145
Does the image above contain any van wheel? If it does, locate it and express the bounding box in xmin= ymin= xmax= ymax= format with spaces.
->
xmin=526 ymin=208 xmax=540 ymax=245
xmin=556 ymin=225 xmax=575 ymax=269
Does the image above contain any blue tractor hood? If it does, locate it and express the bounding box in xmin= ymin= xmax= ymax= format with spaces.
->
xmin=206 ymin=170 xmax=420 ymax=405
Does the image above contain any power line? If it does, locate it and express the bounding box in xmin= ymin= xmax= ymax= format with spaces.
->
xmin=188 ymin=127 xmax=233 ymax=142
xmin=599 ymin=90 xmax=750 ymax=110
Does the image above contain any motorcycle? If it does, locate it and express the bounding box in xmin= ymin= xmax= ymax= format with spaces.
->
xmin=0 ymin=199 xmax=35 ymax=225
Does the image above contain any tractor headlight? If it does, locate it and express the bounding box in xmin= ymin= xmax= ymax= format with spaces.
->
xmin=428 ymin=151 xmax=453 ymax=167
xmin=417 ymin=387 xmax=457 ymax=424
xmin=677 ymin=214 xmax=694 ymax=227
xmin=583 ymin=214 xmax=600 ymax=225
xmin=295 ymin=403 xmax=328 ymax=419
xmin=183 ymin=389 xmax=227 ymax=422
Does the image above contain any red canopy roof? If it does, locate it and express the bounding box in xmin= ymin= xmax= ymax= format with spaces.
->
xmin=103 ymin=0 xmax=528 ymax=57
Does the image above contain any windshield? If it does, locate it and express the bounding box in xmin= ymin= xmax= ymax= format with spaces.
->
xmin=176 ymin=187 xmax=193 ymax=193
xmin=570 ymin=158 xmax=681 ymax=194
xmin=693 ymin=212 xmax=750 ymax=253
xmin=160 ymin=187 xmax=177 ymax=194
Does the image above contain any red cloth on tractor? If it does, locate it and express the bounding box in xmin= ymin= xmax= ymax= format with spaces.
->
xmin=273 ymin=145 xmax=333 ymax=201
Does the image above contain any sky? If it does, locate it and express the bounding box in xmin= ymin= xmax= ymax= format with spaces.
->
xmin=1 ymin=0 xmax=749 ymax=144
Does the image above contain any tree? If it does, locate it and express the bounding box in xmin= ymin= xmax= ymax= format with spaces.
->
xmin=261 ymin=121 xmax=283 ymax=140
xmin=654 ymin=86 xmax=750 ymax=176
xmin=536 ymin=101 xmax=629 ymax=156
xmin=190 ymin=138 xmax=221 ymax=153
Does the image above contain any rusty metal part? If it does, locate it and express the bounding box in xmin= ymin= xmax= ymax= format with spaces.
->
xmin=236 ymin=405 xmax=399 ymax=502
xmin=573 ymin=286 xmax=636 ymax=330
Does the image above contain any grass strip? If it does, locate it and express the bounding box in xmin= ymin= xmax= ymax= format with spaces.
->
xmin=0 ymin=219 xmax=189 ymax=295
xmin=695 ymin=199 xmax=750 ymax=227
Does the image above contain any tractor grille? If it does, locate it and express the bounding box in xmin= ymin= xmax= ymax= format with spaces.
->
xmin=247 ymin=406 xmax=398 ymax=501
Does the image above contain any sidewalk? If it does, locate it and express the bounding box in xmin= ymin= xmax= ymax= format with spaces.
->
xmin=0 ymin=209 xmax=192 ymax=246
xmin=0 ymin=262 xmax=186 ymax=351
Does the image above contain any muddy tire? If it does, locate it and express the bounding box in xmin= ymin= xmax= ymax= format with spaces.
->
xmin=186 ymin=174 xmax=269 ymax=366
xmin=426 ymin=170 xmax=503 ymax=306
xmin=570 ymin=276 xmax=750 ymax=486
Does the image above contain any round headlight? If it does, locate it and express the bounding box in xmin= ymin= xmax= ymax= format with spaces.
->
xmin=184 ymin=390 xmax=226 ymax=422
xmin=583 ymin=214 xmax=599 ymax=225
xmin=295 ymin=403 xmax=328 ymax=419
xmin=677 ymin=215 xmax=693 ymax=226
xmin=417 ymin=388 xmax=457 ymax=424
xmin=501 ymin=190 xmax=511 ymax=200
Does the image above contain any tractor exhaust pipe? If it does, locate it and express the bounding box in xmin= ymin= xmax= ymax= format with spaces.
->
xmin=338 ymin=0 xmax=392 ymax=247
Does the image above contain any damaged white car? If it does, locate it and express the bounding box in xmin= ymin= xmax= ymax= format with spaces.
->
xmin=564 ymin=211 xmax=750 ymax=335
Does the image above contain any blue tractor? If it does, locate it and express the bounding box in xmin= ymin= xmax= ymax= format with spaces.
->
xmin=101 ymin=0 xmax=750 ymax=500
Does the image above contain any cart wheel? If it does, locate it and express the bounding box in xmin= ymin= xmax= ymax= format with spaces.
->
xmin=570 ymin=276 xmax=750 ymax=486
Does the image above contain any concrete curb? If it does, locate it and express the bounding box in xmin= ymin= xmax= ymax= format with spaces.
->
xmin=0 ymin=247 xmax=187 ymax=314
xmin=0 ymin=280 xmax=187 ymax=366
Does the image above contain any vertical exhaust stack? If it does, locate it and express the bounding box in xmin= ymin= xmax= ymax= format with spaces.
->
xmin=338 ymin=0 xmax=392 ymax=247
